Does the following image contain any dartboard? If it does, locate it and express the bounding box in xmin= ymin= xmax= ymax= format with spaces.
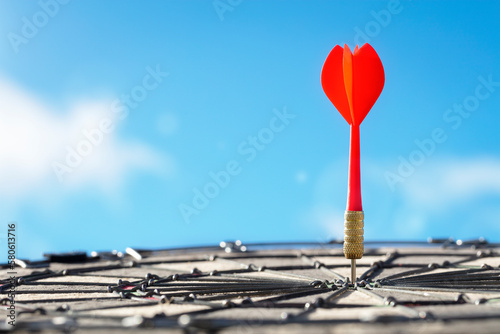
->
xmin=1 ymin=239 xmax=500 ymax=333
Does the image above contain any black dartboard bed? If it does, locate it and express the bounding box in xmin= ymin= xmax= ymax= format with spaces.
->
xmin=1 ymin=239 xmax=500 ymax=333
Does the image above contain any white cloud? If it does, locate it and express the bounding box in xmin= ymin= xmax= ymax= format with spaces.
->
xmin=305 ymin=205 xmax=345 ymax=240
xmin=0 ymin=77 xmax=173 ymax=204
xmin=393 ymin=157 xmax=500 ymax=238
xmin=401 ymin=157 xmax=500 ymax=212
xmin=305 ymin=157 xmax=500 ymax=240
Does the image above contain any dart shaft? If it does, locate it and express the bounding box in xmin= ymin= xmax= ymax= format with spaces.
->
xmin=347 ymin=125 xmax=362 ymax=211
xmin=344 ymin=210 xmax=364 ymax=281
xmin=346 ymin=126 xmax=363 ymax=282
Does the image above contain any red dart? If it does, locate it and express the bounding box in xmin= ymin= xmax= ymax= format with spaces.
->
xmin=321 ymin=43 xmax=384 ymax=282
xmin=321 ymin=43 xmax=385 ymax=211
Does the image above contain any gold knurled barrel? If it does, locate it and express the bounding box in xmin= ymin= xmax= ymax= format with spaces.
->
xmin=343 ymin=210 xmax=364 ymax=259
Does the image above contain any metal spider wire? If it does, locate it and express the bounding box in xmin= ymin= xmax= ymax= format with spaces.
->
xmin=1 ymin=239 xmax=500 ymax=332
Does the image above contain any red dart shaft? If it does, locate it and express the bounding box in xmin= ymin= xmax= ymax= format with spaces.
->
xmin=347 ymin=124 xmax=362 ymax=211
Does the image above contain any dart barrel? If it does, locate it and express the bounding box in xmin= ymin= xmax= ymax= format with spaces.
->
xmin=343 ymin=210 xmax=364 ymax=259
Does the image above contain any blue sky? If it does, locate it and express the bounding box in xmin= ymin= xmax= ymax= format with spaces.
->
xmin=1 ymin=0 xmax=499 ymax=259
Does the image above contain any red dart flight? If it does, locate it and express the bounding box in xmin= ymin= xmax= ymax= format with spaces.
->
xmin=321 ymin=43 xmax=385 ymax=211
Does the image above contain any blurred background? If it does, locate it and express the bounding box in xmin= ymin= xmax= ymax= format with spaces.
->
xmin=1 ymin=0 xmax=499 ymax=259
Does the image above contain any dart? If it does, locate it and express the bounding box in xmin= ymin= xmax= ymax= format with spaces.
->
xmin=321 ymin=43 xmax=385 ymax=283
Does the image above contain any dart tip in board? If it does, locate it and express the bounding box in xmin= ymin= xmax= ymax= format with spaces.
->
xmin=351 ymin=259 xmax=356 ymax=283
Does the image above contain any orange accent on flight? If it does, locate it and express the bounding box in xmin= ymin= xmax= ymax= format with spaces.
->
xmin=343 ymin=44 xmax=354 ymax=124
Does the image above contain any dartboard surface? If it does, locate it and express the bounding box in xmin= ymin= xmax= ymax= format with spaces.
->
xmin=1 ymin=239 xmax=500 ymax=333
